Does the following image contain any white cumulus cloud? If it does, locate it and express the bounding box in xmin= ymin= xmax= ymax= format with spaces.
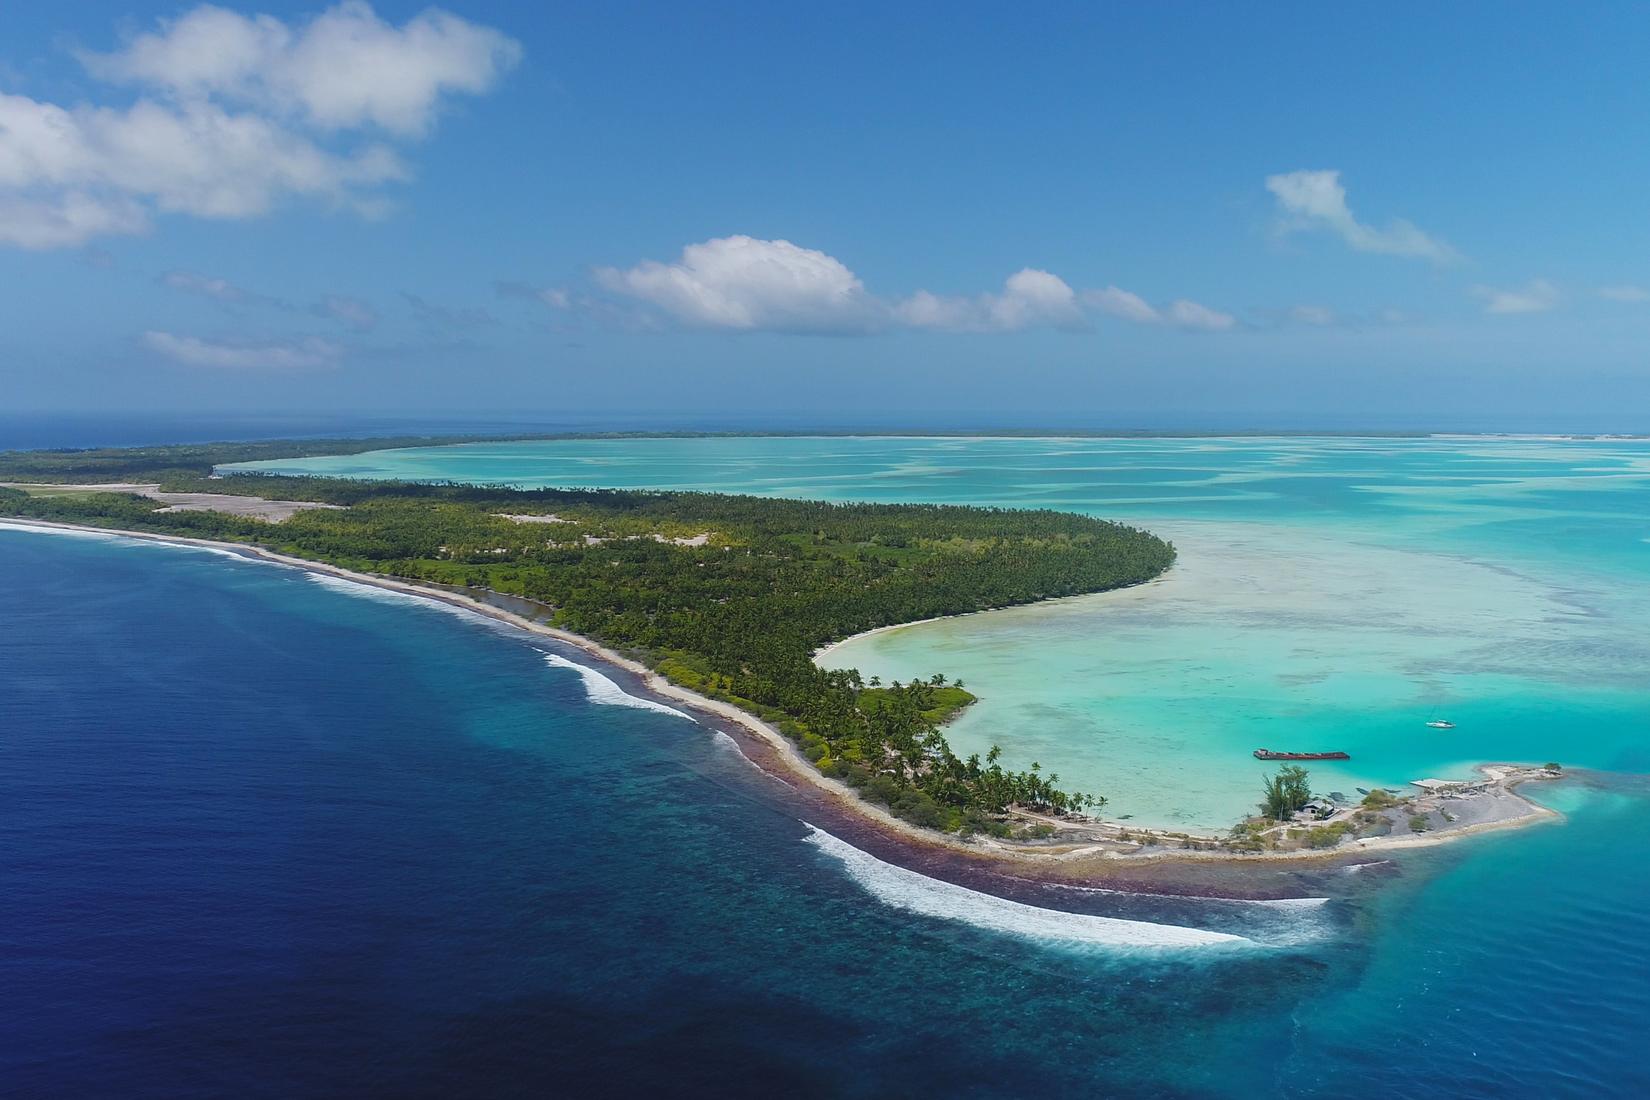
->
xmin=0 ymin=3 xmax=518 ymax=249
xmin=596 ymin=235 xmax=884 ymax=334
xmin=897 ymin=268 xmax=1086 ymax=332
xmin=143 ymin=330 xmax=341 ymax=369
xmin=1473 ymin=279 xmax=1560 ymax=315
xmin=593 ymin=235 xmax=1238 ymax=337
xmin=1266 ymin=169 xmax=1456 ymax=263
xmin=79 ymin=1 xmax=521 ymax=136
xmin=1083 ymin=285 xmax=1160 ymax=324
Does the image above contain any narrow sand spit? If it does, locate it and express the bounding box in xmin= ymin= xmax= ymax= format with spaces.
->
xmin=0 ymin=517 xmax=1561 ymax=877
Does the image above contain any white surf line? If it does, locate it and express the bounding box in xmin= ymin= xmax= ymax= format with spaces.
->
xmin=0 ymin=520 xmax=129 ymax=542
xmin=0 ymin=518 xmax=270 ymax=562
xmin=302 ymin=570 xmax=501 ymax=626
xmin=541 ymin=651 xmax=697 ymax=720
xmin=2 ymin=522 xmax=703 ymax=723
xmin=1047 ymin=879 xmax=1331 ymax=909
xmin=0 ymin=521 xmax=247 ymax=564
xmin=804 ymin=825 xmax=1248 ymax=950
xmin=711 ymin=729 xmax=783 ymax=776
xmin=1 ymin=519 xmax=540 ymax=627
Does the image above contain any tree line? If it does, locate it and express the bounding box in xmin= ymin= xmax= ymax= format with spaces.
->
xmin=0 ymin=443 xmax=1177 ymax=836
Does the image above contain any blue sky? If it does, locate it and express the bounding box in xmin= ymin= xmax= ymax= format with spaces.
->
xmin=3 ymin=2 xmax=1648 ymax=429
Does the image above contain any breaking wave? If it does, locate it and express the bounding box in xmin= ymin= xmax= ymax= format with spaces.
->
xmin=1043 ymin=873 xmax=1335 ymax=947
xmin=1051 ymin=879 xmax=1329 ymax=909
xmin=0 ymin=521 xmax=251 ymax=561
xmin=542 ymin=652 xmax=696 ymax=720
xmin=303 ymin=572 xmax=495 ymax=624
xmin=0 ymin=521 xmax=133 ymax=543
xmin=712 ymin=729 xmax=768 ymax=770
xmin=804 ymin=826 xmax=1249 ymax=950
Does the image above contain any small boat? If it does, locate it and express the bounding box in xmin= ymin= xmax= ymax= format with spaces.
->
xmin=1426 ymin=720 xmax=1456 ymax=730
xmin=1253 ymin=749 xmax=1351 ymax=761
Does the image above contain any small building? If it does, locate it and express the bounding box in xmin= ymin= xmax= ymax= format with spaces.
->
xmin=1299 ymin=798 xmax=1337 ymax=820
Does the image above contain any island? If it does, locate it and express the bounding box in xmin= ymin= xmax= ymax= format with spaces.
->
xmin=0 ymin=436 xmax=1561 ymax=884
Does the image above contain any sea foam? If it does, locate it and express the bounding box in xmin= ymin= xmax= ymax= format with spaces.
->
xmin=0 ymin=521 xmax=131 ymax=542
xmin=0 ymin=521 xmax=258 ymax=562
xmin=303 ymin=572 xmax=496 ymax=624
xmin=1050 ymin=879 xmax=1329 ymax=909
xmin=804 ymin=826 xmax=1247 ymax=950
xmin=541 ymin=652 xmax=696 ymax=720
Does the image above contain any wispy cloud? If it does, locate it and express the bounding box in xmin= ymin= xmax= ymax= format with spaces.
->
xmin=1166 ymin=300 xmax=1236 ymax=331
xmin=1080 ymin=286 xmax=1235 ymax=331
xmin=1266 ymin=170 xmax=1457 ymax=263
xmin=143 ymin=330 xmax=341 ymax=369
xmin=402 ymin=291 xmax=497 ymax=328
xmin=495 ymin=280 xmax=572 ymax=309
xmin=158 ymin=269 xmax=376 ymax=331
xmin=1251 ymin=304 xmax=1414 ymax=329
xmin=158 ymin=270 xmax=253 ymax=303
xmin=311 ymin=293 xmax=379 ymax=331
xmin=0 ymin=3 xmax=519 ymax=249
xmin=1287 ymin=305 xmax=1337 ymax=327
xmin=1599 ymin=284 xmax=1650 ymax=303
xmin=1473 ymin=279 xmax=1560 ymax=315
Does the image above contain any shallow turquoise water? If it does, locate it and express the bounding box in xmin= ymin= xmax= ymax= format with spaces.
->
xmin=5 ymin=524 xmax=1648 ymax=1097
xmin=9 ymin=429 xmax=1650 ymax=1093
xmin=238 ymin=436 xmax=1650 ymax=829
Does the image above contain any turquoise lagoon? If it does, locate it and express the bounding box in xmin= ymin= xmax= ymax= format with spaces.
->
xmin=7 ymin=523 xmax=1647 ymax=1097
xmin=8 ymin=433 xmax=1650 ymax=1096
xmin=236 ymin=435 xmax=1650 ymax=830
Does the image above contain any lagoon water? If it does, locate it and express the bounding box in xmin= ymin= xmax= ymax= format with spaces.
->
xmin=239 ymin=436 xmax=1650 ymax=828
xmin=6 ymin=435 xmax=1649 ymax=1096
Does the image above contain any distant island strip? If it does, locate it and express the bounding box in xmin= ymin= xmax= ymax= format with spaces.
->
xmin=0 ymin=437 xmax=1561 ymax=873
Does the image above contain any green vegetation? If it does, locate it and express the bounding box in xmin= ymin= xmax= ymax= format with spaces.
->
xmin=857 ymin=679 xmax=976 ymax=726
xmin=1360 ymin=788 xmax=1401 ymax=809
xmin=1408 ymin=813 xmax=1432 ymax=833
xmin=0 ymin=440 xmax=1177 ymax=836
xmin=1224 ymin=820 xmax=1270 ymax=853
xmin=1258 ymin=764 xmax=1313 ymax=820
xmin=1303 ymin=822 xmax=1352 ymax=848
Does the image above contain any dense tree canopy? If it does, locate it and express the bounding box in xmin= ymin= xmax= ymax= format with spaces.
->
xmin=0 ymin=441 xmax=1176 ymax=836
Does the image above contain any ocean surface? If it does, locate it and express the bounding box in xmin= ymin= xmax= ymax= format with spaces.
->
xmin=4 ymin=435 xmax=1648 ymax=1096
xmin=236 ymin=435 xmax=1650 ymax=827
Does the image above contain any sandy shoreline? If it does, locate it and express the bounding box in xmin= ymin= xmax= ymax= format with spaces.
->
xmin=0 ymin=516 xmax=1562 ymax=893
xmin=811 ymin=571 xmax=1177 ymax=665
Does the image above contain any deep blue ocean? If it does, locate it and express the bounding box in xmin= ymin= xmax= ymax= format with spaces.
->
xmin=3 ymin=525 xmax=1648 ymax=1098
